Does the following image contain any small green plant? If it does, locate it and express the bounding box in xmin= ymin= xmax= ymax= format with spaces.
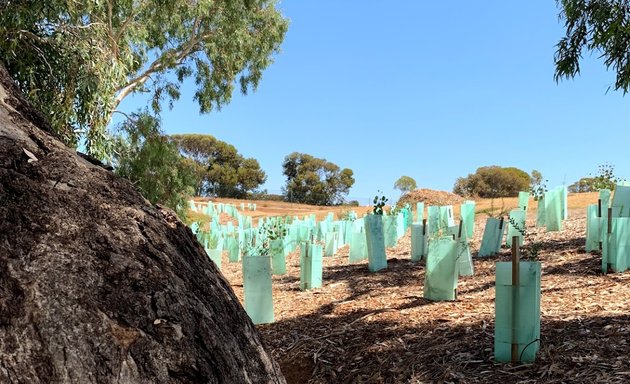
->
xmin=592 ymin=163 xmax=624 ymax=191
xmin=206 ymin=232 xmax=220 ymax=249
xmin=507 ymin=215 xmax=543 ymax=260
xmin=389 ymin=204 xmax=401 ymax=216
xmin=241 ymin=217 xmax=288 ymax=256
xmin=530 ymin=170 xmax=548 ymax=201
xmin=373 ymin=191 xmax=388 ymax=215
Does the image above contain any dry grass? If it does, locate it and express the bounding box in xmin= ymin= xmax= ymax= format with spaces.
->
xmin=191 ymin=192 xmax=600 ymax=223
xmin=192 ymin=197 xmax=372 ymax=222
xmin=465 ymin=192 xmax=599 ymax=218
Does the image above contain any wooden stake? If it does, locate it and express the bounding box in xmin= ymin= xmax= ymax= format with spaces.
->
xmin=422 ymin=219 xmax=426 ymax=235
xmin=608 ymin=207 xmax=613 ymax=234
xmin=511 ymin=235 xmax=520 ymax=362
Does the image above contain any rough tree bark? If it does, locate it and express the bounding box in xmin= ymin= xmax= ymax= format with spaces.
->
xmin=0 ymin=65 xmax=286 ymax=383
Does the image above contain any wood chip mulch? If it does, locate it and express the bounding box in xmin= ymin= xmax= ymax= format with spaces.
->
xmin=219 ymin=209 xmax=630 ymax=383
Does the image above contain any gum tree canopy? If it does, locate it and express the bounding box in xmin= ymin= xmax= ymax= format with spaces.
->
xmin=0 ymin=0 xmax=288 ymax=158
xmin=555 ymin=0 xmax=630 ymax=92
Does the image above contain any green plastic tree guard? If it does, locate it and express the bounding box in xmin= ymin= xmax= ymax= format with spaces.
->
xmin=506 ymin=209 xmax=526 ymax=247
xmin=404 ymin=207 xmax=413 ymax=229
xmin=270 ymin=239 xmax=287 ymax=275
xmin=384 ymin=215 xmax=398 ymax=248
xmin=365 ymin=215 xmax=387 ymax=272
xmin=210 ymin=219 xmax=220 ymax=234
xmin=478 ymin=218 xmax=505 ymax=257
xmin=337 ymin=222 xmax=347 ymax=246
xmin=207 ymin=248 xmax=222 ymax=270
xmin=600 ymin=189 xmax=611 ymax=210
xmin=494 ymin=261 xmax=541 ymax=363
xmin=535 ymin=198 xmax=546 ymax=228
xmin=353 ymin=217 xmax=365 ymax=233
xmin=427 ymin=205 xmax=454 ymax=236
xmin=612 ymin=185 xmax=630 ymax=217
xmin=423 ymin=237 xmax=458 ymax=301
xmin=344 ymin=221 xmax=354 ymax=248
xmin=427 ymin=206 xmax=441 ymax=236
xmin=602 ymin=206 xmax=610 ymax=273
xmin=518 ymin=191 xmax=530 ymax=211
xmin=227 ymin=236 xmax=240 ymax=263
xmin=298 ymin=224 xmax=310 ymax=243
xmin=283 ymin=236 xmax=295 ymax=255
xmin=460 ymin=201 xmax=476 ymax=239
xmin=607 ymin=218 xmax=630 ymax=273
xmin=324 ymin=231 xmax=338 ymax=257
xmin=349 ymin=231 xmax=367 ymax=263
xmin=242 ymin=255 xmax=274 ymax=324
xmin=317 ymin=221 xmax=329 ymax=242
xmin=545 ymin=187 xmax=563 ymax=232
xmin=300 ymin=242 xmax=323 ymax=290
xmin=396 ymin=213 xmax=405 ymax=239
xmin=416 ymin=202 xmax=425 ymax=222
xmin=410 ymin=223 xmax=425 ymax=262
xmin=457 ymin=236 xmax=474 ymax=276
xmin=585 ymin=204 xmax=601 ymax=252
xmin=443 ymin=206 xmax=455 ymax=228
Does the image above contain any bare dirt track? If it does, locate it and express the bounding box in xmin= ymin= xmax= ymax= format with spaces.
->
xmin=209 ymin=193 xmax=630 ymax=383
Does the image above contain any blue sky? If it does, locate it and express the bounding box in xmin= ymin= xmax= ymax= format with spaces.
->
xmin=118 ymin=1 xmax=630 ymax=204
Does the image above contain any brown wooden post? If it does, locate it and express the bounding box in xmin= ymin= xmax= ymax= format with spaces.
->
xmin=607 ymin=207 xmax=613 ymax=270
xmin=608 ymin=207 xmax=613 ymax=234
xmin=511 ymin=235 xmax=520 ymax=362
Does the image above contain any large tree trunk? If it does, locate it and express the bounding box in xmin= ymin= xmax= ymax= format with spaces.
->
xmin=0 ymin=66 xmax=285 ymax=383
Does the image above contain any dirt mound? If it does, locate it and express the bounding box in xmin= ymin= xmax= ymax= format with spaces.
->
xmin=397 ymin=188 xmax=465 ymax=207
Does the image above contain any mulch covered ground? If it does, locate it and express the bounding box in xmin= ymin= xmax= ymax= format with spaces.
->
xmin=219 ymin=210 xmax=630 ymax=383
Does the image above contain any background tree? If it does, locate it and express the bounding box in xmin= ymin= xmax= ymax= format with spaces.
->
xmin=113 ymin=112 xmax=200 ymax=219
xmin=555 ymin=0 xmax=630 ymax=93
xmin=0 ymin=0 xmax=288 ymax=159
xmin=282 ymin=152 xmax=355 ymax=206
xmin=453 ymin=166 xmax=531 ymax=198
xmin=171 ymin=134 xmax=266 ymax=198
xmin=394 ymin=176 xmax=417 ymax=195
